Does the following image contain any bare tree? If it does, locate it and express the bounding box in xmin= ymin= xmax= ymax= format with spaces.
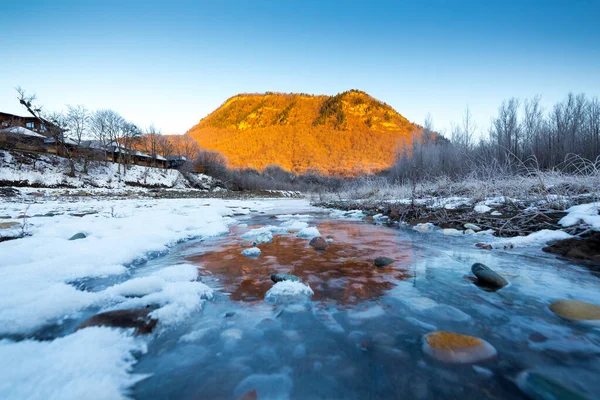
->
xmin=142 ymin=124 xmax=162 ymax=167
xmin=16 ymin=87 xmax=76 ymax=177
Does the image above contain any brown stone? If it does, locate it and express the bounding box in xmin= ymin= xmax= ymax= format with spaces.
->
xmin=76 ymin=308 xmax=158 ymax=335
xmin=309 ymin=236 xmax=328 ymax=251
xmin=549 ymin=299 xmax=600 ymax=322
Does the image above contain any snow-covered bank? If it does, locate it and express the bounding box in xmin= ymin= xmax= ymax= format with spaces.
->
xmin=0 ymin=150 xmax=217 ymax=190
xmin=0 ymin=197 xmax=317 ymax=399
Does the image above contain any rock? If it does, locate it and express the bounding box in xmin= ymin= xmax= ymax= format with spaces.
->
xmin=238 ymin=390 xmax=258 ymax=400
xmin=542 ymin=233 xmax=600 ymax=263
xmin=464 ymin=223 xmax=481 ymax=232
xmin=270 ymin=273 xmax=300 ymax=283
xmin=471 ymin=263 xmax=508 ymax=289
xmin=414 ymin=223 xmax=435 ymax=232
xmin=309 ymin=236 xmax=328 ymax=251
xmin=475 ymin=242 xmax=493 ymax=250
xmin=0 ymin=188 xmax=19 ymax=197
xmin=517 ymin=370 xmax=592 ymax=400
xmin=241 ymin=247 xmax=261 ymax=258
xmin=374 ymin=257 xmax=395 ymax=267
xmin=549 ymin=299 xmax=600 ymax=325
xmin=76 ymin=308 xmax=158 ymax=335
xmin=422 ymin=331 xmax=497 ymax=364
xmin=69 ymin=232 xmax=87 ymax=241
xmin=0 ymin=221 xmax=20 ymax=229
xmin=464 ymin=229 xmax=476 ymax=235
xmin=442 ymin=228 xmax=463 ymax=235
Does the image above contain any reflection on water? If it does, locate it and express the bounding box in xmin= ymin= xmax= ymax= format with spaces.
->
xmin=187 ymin=220 xmax=415 ymax=305
xmin=131 ymin=213 xmax=600 ymax=400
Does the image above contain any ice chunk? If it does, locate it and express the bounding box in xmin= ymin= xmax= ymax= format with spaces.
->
xmin=241 ymin=247 xmax=261 ymax=257
xmin=296 ymin=226 xmax=321 ymax=239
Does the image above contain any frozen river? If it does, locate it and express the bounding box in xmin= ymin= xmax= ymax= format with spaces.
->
xmin=1 ymin=198 xmax=599 ymax=399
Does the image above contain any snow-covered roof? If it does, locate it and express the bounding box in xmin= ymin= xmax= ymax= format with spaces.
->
xmin=44 ymin=137 xmax=79 ymax=146
xmin=0 ymin=126 xmax=46 ymax=138
xmin=166 ymin=155 xmax=188 ymax=161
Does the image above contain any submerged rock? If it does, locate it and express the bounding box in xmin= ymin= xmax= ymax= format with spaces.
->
xmin=517 ymin=370 xmax=592 ymax=400
xmin=423 ymin=331 xmax=497 ymax=364
xmin=69 ymin=232 xmax=87 ymax=241
xmin=549 ymin=299 xmax=600 ymax=325
xmin=471 ymin=263 xmax=508 ymax=289
xmin=374 ymin=257 xmax=395 ymax=267
xmin=309 ymin=236 xmax=328 ymax=251
xmin=270 ymin=273 xmax=301 ymax=283
xmin=76 ymin=308 xmax=157 ymax=335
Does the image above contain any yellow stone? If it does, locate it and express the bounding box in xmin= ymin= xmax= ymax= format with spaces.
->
xmin=550 ymin=300 xmax=600 ymax=321
xmin=426 ymin=331 xmax=483 ymax=350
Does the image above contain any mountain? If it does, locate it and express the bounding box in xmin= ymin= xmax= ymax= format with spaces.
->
xmin=186 ymin=90 xmax=420 ymax=175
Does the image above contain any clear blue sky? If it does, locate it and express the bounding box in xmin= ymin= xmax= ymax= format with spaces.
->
xmin=1 ymin=0 xmax=598 ymax=136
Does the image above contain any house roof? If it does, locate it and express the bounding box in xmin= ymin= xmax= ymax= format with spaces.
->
xmin=44 ymin=137 xmax=79 ymax=146
xmin=166 ymin=155 xmax=188 ymax=161
xmin=0 ymin=126 xmax=46 ymax=138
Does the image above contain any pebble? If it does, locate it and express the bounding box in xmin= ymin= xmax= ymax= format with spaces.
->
xmin=374 ymin=256 xmax=395 ymax=267
xmin=309 ymin=236 xmax=328 ymax=251
xmin=270 ymin=273 xmax=300 ymax=283
xmin=549 ymin=299 xmax=600 ymax=325
xmin=471 ymin=263 xmax=508 ymax=289
xmin=69 ymin=232 xmax=87 ymax=241
xmin=423 ymin=331 xmax=497 ymax=364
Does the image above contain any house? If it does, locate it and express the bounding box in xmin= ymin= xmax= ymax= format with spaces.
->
xmin=166 ymin=155 xmax=188 ymax=169
xmin=0 ymin=111 xmax=49 ymax=135
xmin=0 ymin=126 xmax=48 ymax=152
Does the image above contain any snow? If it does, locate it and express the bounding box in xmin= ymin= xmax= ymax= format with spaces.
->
xmin=241 ymin=247 xmax=261 ymax=257
xmin=279 ymin=219 xmax=309 ymax=231
xmin=0 ymin=327 xmax=148 ymax=400
xmin=559 ymin=202 xmax=600 ymax=231
xmin=0 ymin=126 xmax=46 ymax=138
xmin=491 ymin=229 xmax=572 ymax=249
xmin=265 ymin=281 xmax=314 ymax=303
xmin=0 ymin=150 xmax=215 ymax=190
xmin=414 ymin=223 xmax=435 ymax=232
xmin=0 ymin=198 xmax=297 ymax=335
xmin=442 ymin=228 xmax=463 ymax=235
xmin=296 ymin=226 xmax=321 ymax=239
xmin=474 ymin=204 xmax=492 ymax=213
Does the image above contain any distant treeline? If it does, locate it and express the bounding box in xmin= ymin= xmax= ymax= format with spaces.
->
xmin=391 ymin=93 xmax=600 ymax=182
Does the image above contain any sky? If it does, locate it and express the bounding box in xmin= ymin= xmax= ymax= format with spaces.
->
xmin=1 ymin=0 xmax=599 ymax=137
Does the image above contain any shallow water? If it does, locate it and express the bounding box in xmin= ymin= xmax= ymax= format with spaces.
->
xmin=88 ymin=211 xmax=600 ymax=398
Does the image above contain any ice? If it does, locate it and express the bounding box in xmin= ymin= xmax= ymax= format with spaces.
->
xmin=0 ymin=198 xmax=297 ymax=334
xmin=279 ymin=219 xmax=309 ymax=231
xmin=241 ymin=247 xmax=261 ymax=257
xmin=0 ymin=327 xmax=148 ymax=400
xmin=348 ymin=305 xmax=386 ymax=319
xmin=559 ymin=202 xmax=600 ymax=230
xmin=296 ymin=226 xmax=321 ymax=239
xmin=241 ymin=227 xmax=274 ymax=243
xmin=234 ymin=372 xmax=293 ymax=400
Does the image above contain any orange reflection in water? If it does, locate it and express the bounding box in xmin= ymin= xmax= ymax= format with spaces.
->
xmin=187 ymin=220 xmax=415 ymax=305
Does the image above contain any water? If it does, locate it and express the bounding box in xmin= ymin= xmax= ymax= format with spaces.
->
xmin=84 ymin=211 xmax=600 ymax=398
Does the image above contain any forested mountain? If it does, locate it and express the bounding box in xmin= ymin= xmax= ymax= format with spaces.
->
xmin=187 ymin=90 xmax=421 ymax=175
